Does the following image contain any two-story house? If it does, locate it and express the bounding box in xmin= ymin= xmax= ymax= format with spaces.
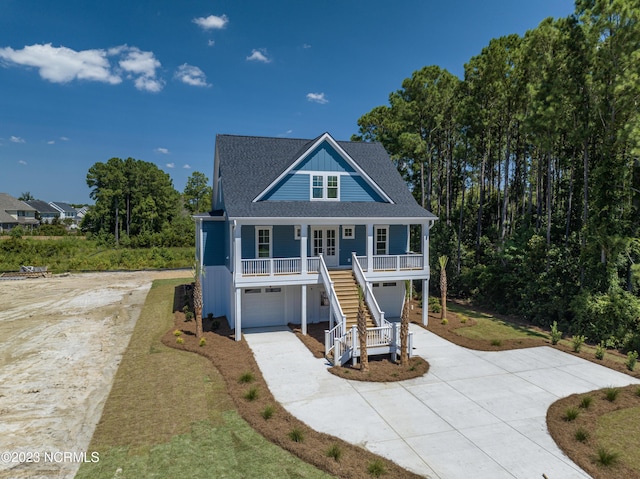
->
xmin=195 ymin=133 xmax=436 ymax=364
xmin=0 ymin=193 xmax=38 ymax=232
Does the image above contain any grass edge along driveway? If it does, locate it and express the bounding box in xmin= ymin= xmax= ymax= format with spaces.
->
xmin=76 ymin=278 xmax=332 ymax=479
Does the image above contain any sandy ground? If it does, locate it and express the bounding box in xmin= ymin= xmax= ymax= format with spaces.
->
xmin=0 ymin=270 xmax=190 ymax=479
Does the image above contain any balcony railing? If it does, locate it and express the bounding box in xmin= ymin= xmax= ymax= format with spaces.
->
xmin=240 ymin=253 xmax=424 ymax=277
xmin=356 ymin=254 xmax=424 ymax=272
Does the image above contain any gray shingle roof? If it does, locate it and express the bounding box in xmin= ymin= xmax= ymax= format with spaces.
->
xmin=216 ymin=134 xmax=437 ymax=220
xmin=26 ymin=200 xmax=59 ymax=214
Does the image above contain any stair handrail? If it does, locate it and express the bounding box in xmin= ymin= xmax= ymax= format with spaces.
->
xmin=352 ymin=252 xmax=386 ymax=327
xmin=319 ymin=255 xmax=347 ymax=359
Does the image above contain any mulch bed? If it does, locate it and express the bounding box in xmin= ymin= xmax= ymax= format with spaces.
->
xmin=289 ymin=321 xmax=430 ymax=381
xmin=163 ymin=291 xmax=423 ymax=479
xmin=547 ymin=385 xmax=640 ymax=479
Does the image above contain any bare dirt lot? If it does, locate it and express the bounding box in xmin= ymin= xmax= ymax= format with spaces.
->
xmin=0 ymin=270 xmax=190 ymax=479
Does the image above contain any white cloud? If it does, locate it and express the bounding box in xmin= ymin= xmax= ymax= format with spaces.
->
xmin=174 ymin=64 xmax=210 ymax=87
xmin=246 ymin=49 xmax=271 ymax=63
xmin=183 ymin=164 xmax=191 ymax=169
xmin=155 ymin=147 xmax=170 ymax=154
xmin=60 ymin=136 xmax=69 ymax=141
xmin=278 ymin=129 xmax=293 ymax=137
xmin=208 ymin=40 xmax=215 ymax=47
xmin=193 ymin=14 xmax=228 ymax=30
xmin=303 ymin=43 xmax=312 ymax=49
xmin=48 ymin=140 xmax=55 ymax=144
xmin=0 ymin=43 xmax=121 ymax=85
xmin=306 ymin=92 xmax=328 ymax=104
xmin=18 ymin=159 xmax=27 ymax=165
xmin=119 ymin=47 xmax=163 ymax=92
xmin=166 ymin=162 xmax=175 ymax=168
xmin=0 ymin=43 xmax=164 ymax=92
xmin=10 ymin=135 xmax=25 ymax=143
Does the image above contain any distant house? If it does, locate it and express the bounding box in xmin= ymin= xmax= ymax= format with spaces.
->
xmin=26 ymin=200 xmax=60 ymax=224
xmin=194 ymin=133 xmax=437 ymax=365
xmin=49 ymin=202 xmax=77 ymax=223
xmin=0 ymin=193 xmax=38 ymax=233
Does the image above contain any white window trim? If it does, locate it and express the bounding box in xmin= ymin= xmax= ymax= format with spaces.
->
xmin=310 ymin=173 xmax=340 ymax=201
xmin=375 ymin=225 xmax=389 ymax=255
xmin=255 ymin=226 xmax=273 ymax=258
xmin=342 ymin=225 xmax=355 ymax=240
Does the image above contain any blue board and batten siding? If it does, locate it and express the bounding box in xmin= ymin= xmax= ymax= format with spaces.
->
xmin=339 ymin=225 xmax=366 ymax=264
xmin=202 ymin=220 xmax=226 ymax=267
xmin=261 ymin=141 xmax=384 ymax=202
xmin=389 ymin=224 xmax=408 ymax=255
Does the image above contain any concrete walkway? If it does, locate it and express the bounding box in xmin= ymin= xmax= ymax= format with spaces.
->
xmin=244 ymin=324 xmax=640 ymax=479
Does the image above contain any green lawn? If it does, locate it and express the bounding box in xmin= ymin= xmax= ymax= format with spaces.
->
xmin=447 ymin=302 xmax=550 ymax=341
xmin=76 ymin=278 xmax=332 ymax=479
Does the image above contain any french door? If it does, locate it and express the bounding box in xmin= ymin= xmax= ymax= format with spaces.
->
xmin=312 ymin=227 xmax=338 ymax=267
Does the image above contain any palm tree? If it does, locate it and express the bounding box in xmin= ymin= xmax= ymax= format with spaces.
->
xmin=193 ymin=263 xmax=204 ymax=339
xmin=400 ymin=280 xmax=410 ymax=365
xmin=439 ymin=255 xmax=449 ymax=321
xmin=357 ymin=286 xmax=369 ymax=372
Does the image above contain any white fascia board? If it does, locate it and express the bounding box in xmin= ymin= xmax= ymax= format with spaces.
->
xmin=229 ymin=216 xmax=435 ymax=226
xmin=252 ymin=132 xmax=394 ymax=204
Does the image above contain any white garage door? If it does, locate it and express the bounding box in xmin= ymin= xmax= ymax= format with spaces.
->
xmin=242 ymin=287 xmax=285 ymax=328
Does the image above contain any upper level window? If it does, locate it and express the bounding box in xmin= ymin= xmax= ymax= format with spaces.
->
xmin=256 ymin=227 xmax=272 ymax=258
xmin=375 ymin=226 xmax=388 ymax=255
xmin=311 ymin=174 xmax=339 ymax=200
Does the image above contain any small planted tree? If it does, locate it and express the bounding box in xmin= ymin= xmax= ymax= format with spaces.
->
xmin=357 ymin=286 xmax=369 ymax=372
xmin=438 ymin=255 xmax=449 ymax=322
xmin=400 ymin=280 xmax=410 ymax=366
xmin=192 ymin=262 xmax=204 ymax=339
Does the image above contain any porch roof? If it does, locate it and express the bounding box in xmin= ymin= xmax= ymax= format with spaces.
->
xmin=215 ymin=134 xmax=437 ymax=221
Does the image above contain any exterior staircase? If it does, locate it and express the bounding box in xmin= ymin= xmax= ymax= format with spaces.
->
xmin=329 ymin=270 xmax=376 ymax=329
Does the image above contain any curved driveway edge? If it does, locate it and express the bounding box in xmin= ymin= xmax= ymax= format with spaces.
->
xmin=244 ymin=324 xmax=640 ymax=479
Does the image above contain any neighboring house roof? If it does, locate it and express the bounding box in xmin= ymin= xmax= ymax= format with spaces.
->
xmin=49 ymin=202 xmax=77 ymax=214
xmin=0 ymin=192 xmax=38 ymax=225
xmin=76 ymin=206 xmax=89 ymax=217
xmin=26 ymin=200 xmax=60 ymax=215
xmin=214 ymin=133 xmax=437 ymax=220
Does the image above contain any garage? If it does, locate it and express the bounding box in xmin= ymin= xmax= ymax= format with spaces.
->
xmin=241 ymin=287 xmax=286 ymax=327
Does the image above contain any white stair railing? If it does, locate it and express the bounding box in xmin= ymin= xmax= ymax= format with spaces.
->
xmin=320 ymin=255 xmax=348 ymax=362
xmin=352 ymin=252 xmax=385 ymax=327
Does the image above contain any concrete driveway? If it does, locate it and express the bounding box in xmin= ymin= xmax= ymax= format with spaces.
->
xmin=244 ymin=324 xmax=640 ymax=479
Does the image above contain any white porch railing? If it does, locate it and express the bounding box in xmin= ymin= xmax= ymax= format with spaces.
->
xmin=241 ymin=257 xmax=319 ymax=276
xmin=356 ymin=253 xmax=423 ymax=272
xmin=352 ymin=252 xmax=385 ymax=327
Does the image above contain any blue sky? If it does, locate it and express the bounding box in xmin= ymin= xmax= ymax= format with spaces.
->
xmin=0 ymin=0 xmax=575 ymax=204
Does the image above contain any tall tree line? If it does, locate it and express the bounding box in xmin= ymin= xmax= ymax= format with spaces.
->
xmin=354 ymin=0 xmax=640 ymax=349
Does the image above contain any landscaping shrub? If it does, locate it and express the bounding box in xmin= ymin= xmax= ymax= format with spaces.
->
xmin=199 ymin=337 xmax=206 ymax=347
xmin=261 ymin=405 xmax=274 ymax=420
xmin=595 ymin=342 xmax=606 ymax=360
xmin=625 ymin=350 xmax=638 ymax=371
xmin=173 ymin=329 xmax=182 ymax=337
xmin=574 ymin=428 xmax=589 ymax=442
xmin=579 ymin=396 xmax=593 ymax=409
xmin=595 ymin=446 xmax=619 ymax=466
xmin=367 ymin=459 xmax=387 ymax=477
xmin=238 ymin=372 xmax=255 ymax=384
xmin=550 ymin=321 xmax=562 ymax=345
xmin=243 ymin=386 xmax=259 ymax=401
xmin=572 ymin=335 xmax=586 ymax=353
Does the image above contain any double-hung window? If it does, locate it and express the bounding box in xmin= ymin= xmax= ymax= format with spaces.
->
xmin=311 ymin=174 xmax=339 ymax=200
xmin=256 ymin=227 xmax=272 ymax=258
xmin=375 ymin=226 xmax=388 ymax=255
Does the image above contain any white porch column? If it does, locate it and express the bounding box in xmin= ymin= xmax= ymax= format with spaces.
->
xmin=366 ymin=223 xmax=374 ymax=272
xmin=234 ymin=222 xmax=242 ymax=275
xmin=301 ymin=284 xmax=307 ymax=335
xmin=300 ymin=223 xmax=308 ymax=274
xmin=422 ymin=222 xmax=429 ymax=273
xmin=235 ymin=287 xmax=242 ymax=341
xmin=422 ymin=278 xmax=429 ymax=325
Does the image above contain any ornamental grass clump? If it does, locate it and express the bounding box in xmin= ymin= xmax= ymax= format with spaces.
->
xmin=595 ymin=342 xmax=606 ymax=360
xmin=563 ymin=407 xmax=579 ymax=422
xmin=574 ymin=428 xmax=589 ymax=443
xmin=326 ymin=443 xmax=342 ymax=462
xmin=604 ymin=387 xmax=619 ymax=402
xmin=579 ymin=395 xmax=593 ymax=409
xmin=595 ymin=446 xmax=619 ymax=467
xmin=261 ymin=405 xmax=274 ymax=420
xmin=173 ymin=329 xmax=182 ymax=337
xmin=176 ymin=337 xmax=184 ymax=344
xmin=238 ymin=371 xmax=255 ymax=384
xmin=367 ymin=459 xmax=387 ymax=477
xmin=288 ymin=428 xmax=304 ymax=443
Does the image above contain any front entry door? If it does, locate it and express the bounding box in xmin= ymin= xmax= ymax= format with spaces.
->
xmin=312 ymin=227 xmax=338 ymax=267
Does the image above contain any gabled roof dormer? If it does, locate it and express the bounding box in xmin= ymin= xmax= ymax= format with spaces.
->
xmin=253 ymin=133 xmax=394 ymax=204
